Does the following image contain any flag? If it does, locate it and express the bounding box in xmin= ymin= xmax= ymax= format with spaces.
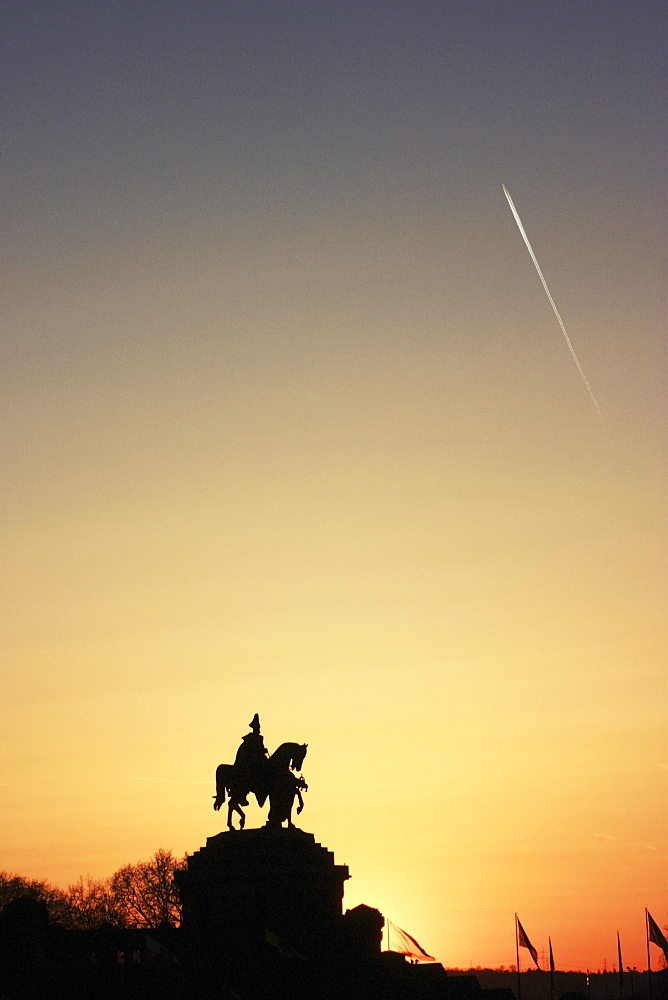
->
xmin=549 ymin=937 xmax=555 ymax=974
xmin=617 ymin=932 xmax=623 ymax=974
xmin=388 ymin=921 xmax=434 ymax=961
xmin=264 ymin=928 xmax=306 ymax=961
xmin=145 ymin=934 xmax=180 ymax=964
xmin=517 ymin=917 xmax=540 ymax=969
xmin=647 ymin=911 xmax=668 ymax=963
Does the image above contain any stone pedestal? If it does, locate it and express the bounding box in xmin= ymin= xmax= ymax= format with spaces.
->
xmin=176 ymin=826 xmax=349 ymax=993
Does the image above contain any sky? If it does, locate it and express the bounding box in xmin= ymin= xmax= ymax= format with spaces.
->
xmin=2 ymin=0 xmax=666 ymax=974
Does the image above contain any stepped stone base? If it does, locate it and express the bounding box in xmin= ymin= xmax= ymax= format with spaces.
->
xmin=176 ymin=826 xmax=349 ymax=965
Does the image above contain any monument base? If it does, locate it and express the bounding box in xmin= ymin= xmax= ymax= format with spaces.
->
xmin=175 ymin=826 xmax=351 ymax=995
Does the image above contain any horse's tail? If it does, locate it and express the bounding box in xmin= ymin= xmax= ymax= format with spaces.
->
xmin=213 ymin=764 xmax=228 ymax=811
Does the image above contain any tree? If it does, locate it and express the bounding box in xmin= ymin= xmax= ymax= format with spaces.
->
xmin=0 ymin=872 xmax=69 ymax=925
xmin=64 ymin=875 xmax=127 ymax=930
xmin=109 ymin=849 xmax=185 ymax=929
xmin=1 ymin=849 xmax=187 ymax=931
xmin=0 ymin=873 xmax=42 ymax=911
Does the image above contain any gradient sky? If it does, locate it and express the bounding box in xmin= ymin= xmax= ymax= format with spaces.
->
xmin=2 ymin=0 xmax=666 ymax=973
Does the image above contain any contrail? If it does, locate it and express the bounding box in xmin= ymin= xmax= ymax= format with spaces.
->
xmin=131 ymin=776 xmax=211 ymax=784
xmin=502 ymin=184 xmax=604 ymax=421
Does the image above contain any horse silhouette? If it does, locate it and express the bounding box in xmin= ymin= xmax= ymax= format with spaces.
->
xmin=214 ymin=741 xmax=307 ymax=830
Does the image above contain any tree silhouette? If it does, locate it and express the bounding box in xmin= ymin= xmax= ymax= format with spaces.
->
xmin=109 ymin=848 xmax=185 ymax=929
xmin=0 ymin=872 xmax=69 ymax=925
xmin=2 ymin=850 xmax=186 ymax=931
xmin=64 ymin=875 xmax=128 ymax=930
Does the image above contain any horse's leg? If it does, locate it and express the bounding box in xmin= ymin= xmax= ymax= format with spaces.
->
xmin=295 ymin=789 xmax=304 ymax=815
xmin=286 ymin=791 xmax=298 ymax=828
xmin=265 ymin=795 xmax=279 ymax=828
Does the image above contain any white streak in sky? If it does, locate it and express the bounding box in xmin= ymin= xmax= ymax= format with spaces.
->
xmin=502 ymin=184 xmax=604 ymax=421
xmin=131 ymin=776 xmax=211 ymax=784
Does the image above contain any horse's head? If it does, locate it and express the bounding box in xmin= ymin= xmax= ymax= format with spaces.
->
xmin=291 ymin=743 xmax=307 ymax=771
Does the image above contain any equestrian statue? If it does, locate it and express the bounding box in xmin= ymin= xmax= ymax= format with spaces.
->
xmin=213 ymin=714 xmax=308 ymax=831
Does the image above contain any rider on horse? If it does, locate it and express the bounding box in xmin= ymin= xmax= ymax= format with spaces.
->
xmin=214 ymin=716 xmax=308 ymax=829
xmin=232 ymin=714 xmax=269 ymax=806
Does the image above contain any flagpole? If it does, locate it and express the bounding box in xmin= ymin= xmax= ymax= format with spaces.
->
xmin=645 ymin=910 xmax=653 ymax=1000
xmin=617 ymin=932 xmax=623 ymax=1000
xmin=549 ymin=937 xmax=555 ymax=1000
xmin=515 ymin=914 xmax=522 ymax=1000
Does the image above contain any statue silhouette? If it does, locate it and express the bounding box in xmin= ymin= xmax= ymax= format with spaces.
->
xmin=232 ymin=713 xmax=269 ymax=806
xmin=213 ymin=716 xmax=307 ymax=830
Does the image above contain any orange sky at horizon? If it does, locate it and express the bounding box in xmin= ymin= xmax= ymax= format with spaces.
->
xmin=2 ymin=0 xmax=665 ymax=977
